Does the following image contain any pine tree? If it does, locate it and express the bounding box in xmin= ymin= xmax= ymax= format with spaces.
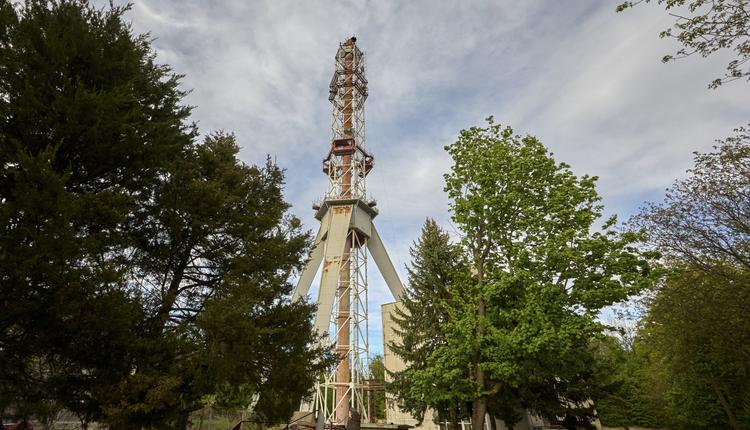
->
xmin=0 ymin=0 xmax=190 ymax=422
xmin=389 ymin=219 xmax=471 ymax=428
xmin=0 ymin=2 xmax=329 ymax=427
xmin=102 ymin=133 xmax=331 ymax=427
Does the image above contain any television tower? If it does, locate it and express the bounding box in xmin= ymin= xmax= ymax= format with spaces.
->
xmin=292 ymin=37 xmax=404 ymax=425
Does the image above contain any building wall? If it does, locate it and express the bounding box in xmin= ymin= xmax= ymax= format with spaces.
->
xmin=381 ymin=301 xmax=438 ymax=430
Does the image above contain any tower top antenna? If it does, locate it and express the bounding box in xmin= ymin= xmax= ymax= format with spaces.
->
xmin=323 ymin=35 xmax=372 ymax=201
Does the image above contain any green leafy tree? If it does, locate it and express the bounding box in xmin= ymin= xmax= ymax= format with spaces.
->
xmin=630 ymin=129 xmax=750 ymax=429
xmin=441 ymin=117 xmax=654 ymax=430
xmin=617 ymin=0 xmax=750 ymax=89
xmin=593 ymin=334 xmax=669 ymax=428
xmin=389 ymin=219 xmax=471 ymax=429
xmin=630 ymin=267 xmax=750 ymax=430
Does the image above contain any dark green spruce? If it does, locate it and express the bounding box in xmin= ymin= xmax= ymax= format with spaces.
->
xmin=0 ymin=1 xmax=330 ymax=428
xmin=389 ymin=219 xmax=470 ymax=429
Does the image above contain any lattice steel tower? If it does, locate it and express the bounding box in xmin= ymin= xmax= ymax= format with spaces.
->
xmin=292 ymin=37 xmax=404 ymax=425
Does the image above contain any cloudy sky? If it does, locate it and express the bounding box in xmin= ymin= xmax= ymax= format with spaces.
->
xmin=116 ymin=0 xmax=750 ymax=355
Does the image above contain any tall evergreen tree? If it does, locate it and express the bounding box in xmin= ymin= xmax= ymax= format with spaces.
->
xmin=390 ymin=219 xmax=470 ymax=428
xmin=104 ymin=133 xmax=330 ymax=428
xmin=0 ymin=0 xmax=191 ymax=422
xmin=0 ymin=2 xmax=329 ymax=427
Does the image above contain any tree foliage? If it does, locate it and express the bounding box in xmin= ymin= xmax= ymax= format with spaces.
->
xmin=442 ymin=117 xmax=654 ymax=430
xmin=389 ymin=219 xmax=471 ymax=428
xmin=632 ymin=126 xmax=750 ymax=277
xmin=0 ymin=0 xmax=188 ymax=422
xmin=0 ymin=1 xmax=328 ymax=427
xmin=593 ymin=333 xmax=670 ymax=428
xmin=618 ymin=0 xmax=750 ymax=89
xmin=644 ymin=268 xmax=750 ymax=430
xmin=369 ymin=355 xmax=386 ymax=421
xmin=392 ymin=118 xmax=655 ymax=430
xmin=630 ymin=132 xmax=750 ymax=430
xmin=101 ymin=133 xmax=330 ymax=428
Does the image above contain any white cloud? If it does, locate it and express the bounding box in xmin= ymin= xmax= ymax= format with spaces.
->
xmin=112 ymin=0 xmax=750 ymax=354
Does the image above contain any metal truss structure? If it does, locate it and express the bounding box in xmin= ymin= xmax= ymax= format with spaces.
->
xmin=324 ymin=38 xmax=372 ymax=201
xmin=293 ymin=37 xmax=403 ymax=426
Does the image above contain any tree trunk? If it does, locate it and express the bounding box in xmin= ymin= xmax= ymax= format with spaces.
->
xmin=449 ymin=405 xmax=460 ymax=430
xmin=488 ymin=413 xmax=497 ymax=430
xmin=154 ymin=248 xmax=193 ymax=331
xmin=177 ymin=409 xmax=190 ymax=430
xmin=709 ymin=379 xmax=744 ymax=430
xmin=472 ymin=256 xmax=487 ymax=430
xmin=471 ymin=397 xmax=486 ymax=430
